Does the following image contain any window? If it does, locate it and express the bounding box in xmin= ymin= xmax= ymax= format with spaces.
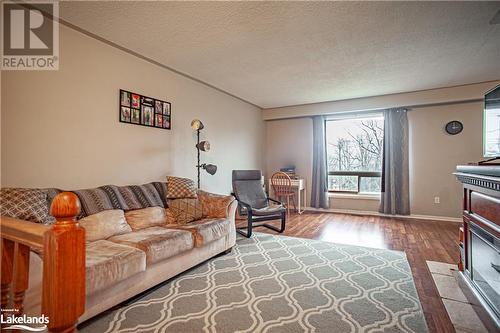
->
xmin=326 ymin=114 xmax=384 ymax=193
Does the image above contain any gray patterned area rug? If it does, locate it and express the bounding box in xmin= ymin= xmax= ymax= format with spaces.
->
xmin=79 ymin=233 xmax=428 ymax=333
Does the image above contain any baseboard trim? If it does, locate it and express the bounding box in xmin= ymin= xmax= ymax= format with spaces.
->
xmin=304 ymin=207 xmax=462 ymax=223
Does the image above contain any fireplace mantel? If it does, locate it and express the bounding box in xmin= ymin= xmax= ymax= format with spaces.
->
xmin=455 ymin=165 xmax=500 ymax=332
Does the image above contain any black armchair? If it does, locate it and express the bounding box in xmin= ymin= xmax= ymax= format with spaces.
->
xmin=232 ymin=170 xmax=286 ymax=238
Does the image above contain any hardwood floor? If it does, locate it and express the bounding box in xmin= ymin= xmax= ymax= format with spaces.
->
xmin=238 ymin=212 xmax=460 ymax=333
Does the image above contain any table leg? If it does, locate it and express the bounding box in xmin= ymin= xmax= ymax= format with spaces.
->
xmin=297 ymin=188 xmax=304 ymax=214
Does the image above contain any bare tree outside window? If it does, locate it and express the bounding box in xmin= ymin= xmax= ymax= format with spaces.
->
xmin=326 ymin=116 xmax=384 ymax=193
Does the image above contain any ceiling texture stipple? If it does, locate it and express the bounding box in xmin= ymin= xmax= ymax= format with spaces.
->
xmin=59 ymin=1 xmax=500 ymax=109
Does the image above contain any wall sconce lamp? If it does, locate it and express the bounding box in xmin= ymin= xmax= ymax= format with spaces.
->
xmin=192 ymin=119 xmax=217 ymax=188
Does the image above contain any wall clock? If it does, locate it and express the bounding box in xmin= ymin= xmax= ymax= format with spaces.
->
xmin=445 ymin=120 xmax=463 ymax=135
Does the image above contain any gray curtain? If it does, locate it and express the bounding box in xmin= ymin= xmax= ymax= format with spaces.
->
xmin=380 ymin=108 xmax=410 ymax=215
xmin=311 ymin=116 xmax=329 ymax=208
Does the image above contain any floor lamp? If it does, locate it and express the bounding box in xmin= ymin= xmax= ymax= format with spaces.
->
xmin=191 ymin=119 xmax=217 ymax=188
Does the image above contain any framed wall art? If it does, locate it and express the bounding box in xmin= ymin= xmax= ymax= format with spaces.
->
xmin=119 ymin=89 xmax=171 ymax=130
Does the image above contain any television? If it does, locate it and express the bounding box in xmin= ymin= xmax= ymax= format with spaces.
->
xmin=484 ymin=84 xmax=500 ymax=158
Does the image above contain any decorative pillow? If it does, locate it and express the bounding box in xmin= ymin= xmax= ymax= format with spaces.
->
xmin=198 ymin=190 xmax=235 ymax=218
xmin=150 ymin=182 xmax=168 ymax=207
xmin=79 ymin=209 xmax=132 ymax=242
xmin=124 ymin=206 xmax=167 ymax=230
xmin=166 ymin=176 xmax=197 ymax=199
xmin=167 ymin=198 xmax=203 ymax=224
xmin=165 ymin=208 xmax=177 ymax=224
xmin=65 ymin=183 xmax=166 ymax=218
xmin=46 ymin=188 xmax=62 ymax=206
xmin=0 ymin=188 xmax=55 ymax=224
xmin=72 ymin=187 xmax=121 ymax=218
xmin=115 ymin=183 xmax=165 ymax=210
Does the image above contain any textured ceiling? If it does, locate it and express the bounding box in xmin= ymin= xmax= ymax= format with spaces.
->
xmin=59 ymin=1 xmax=500 ymax=109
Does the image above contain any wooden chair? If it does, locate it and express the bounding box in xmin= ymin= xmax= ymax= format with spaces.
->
xmin=271 ymin=172 xmax=297 ymax=216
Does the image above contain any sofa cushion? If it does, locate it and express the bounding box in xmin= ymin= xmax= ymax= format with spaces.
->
xmin=150 ymin=182 xmax=168 ymax=207
xmin=166 ymin=218 xmax=230 ymax=247
xmin=198 ymin=190 xmax=235 ymax=218
xmin=166 ymin=176 xmax=197 ymax=199
xmin=115 ymin=183 xmax=166 ymax=210
xmin=52 ymin=183 xmax=166 ymax=218
xmin=0 ymin=188 xmax=55 ymax=224
xmin=71 ymin=187 xmax=122 ymax=218
xmin=86 ymin=240 xmax=146 ymax=295
xmin=251 ymin=205 xmax=285 ymax=216
xmin=167 ymin=198 xmax=203 ymax=224
xmin=124 ymin=207 xmax=166 ymax=230
xmin=79 ymin=209 xmax=132 ymax=242
xmin=108 ymin=227 xmax=194 ymax=264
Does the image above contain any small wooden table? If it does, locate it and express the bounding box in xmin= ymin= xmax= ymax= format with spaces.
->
xmin=268 ymin=178 xmax=306 ymax=214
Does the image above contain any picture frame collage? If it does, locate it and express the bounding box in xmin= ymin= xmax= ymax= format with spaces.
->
xmin=120 ymin=89 xmax=171 ymax=130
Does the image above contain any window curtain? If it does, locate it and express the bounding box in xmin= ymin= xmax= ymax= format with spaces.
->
xmin=311 ymin=115 xmax=329 ymax=209
xmin=379 ymin=108 xmax=410 ymax=215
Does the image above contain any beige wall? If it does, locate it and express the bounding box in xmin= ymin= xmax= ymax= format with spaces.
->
xmin=265 ymin=118 xmax=313 ymax=201
xmin=408 ymin=102 xmax=483 ymax=217
xmin=265 ymin=86 xmax=494 ymax=218
xmin=1 ymin=25 xmax=264 ymax=194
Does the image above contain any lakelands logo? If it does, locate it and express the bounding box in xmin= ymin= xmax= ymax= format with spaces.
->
xmin=1 ymin=313 xmax=49 ymax=331
xmin=1 ymin=1 xmax=59 ymax=70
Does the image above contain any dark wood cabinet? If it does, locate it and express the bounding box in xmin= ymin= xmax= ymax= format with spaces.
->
xmin=455 ymin=166 xmax=500 ymax=331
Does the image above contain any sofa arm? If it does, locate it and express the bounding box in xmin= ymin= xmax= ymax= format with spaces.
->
xmin=197 ymin=190 xmax=236 ymax=219
xmin=227 ymin=200 xmax=238 ymax=224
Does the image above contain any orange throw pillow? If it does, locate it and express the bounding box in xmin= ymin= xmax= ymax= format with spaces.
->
xmin=198 ymin=190 xmax=235 ymax=218
xmin=167 ymin=198 xmax=203 ymax=224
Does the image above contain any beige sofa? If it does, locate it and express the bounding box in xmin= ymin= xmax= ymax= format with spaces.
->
xmin=22 ymin=193 xmax=238 ymax=323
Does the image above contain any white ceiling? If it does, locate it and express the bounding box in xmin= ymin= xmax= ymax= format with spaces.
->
xmin=59 ymin=1 xmax=500 ymax=109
